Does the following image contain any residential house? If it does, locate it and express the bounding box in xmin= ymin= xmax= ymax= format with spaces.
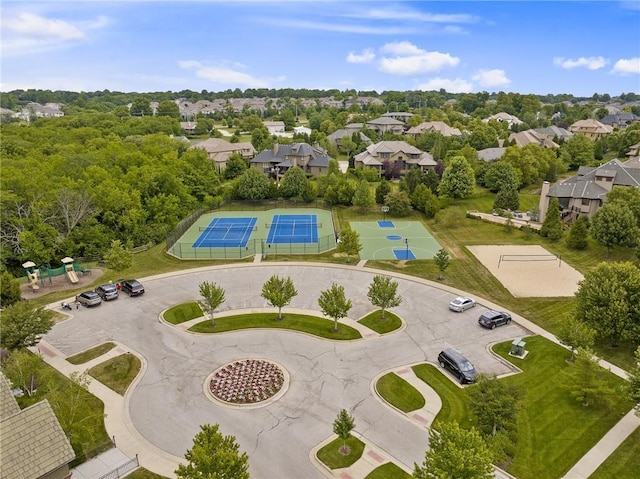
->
xmin=477 ymin=147 xmax=507 ymax=162
xmin=326 ymin=129 xmax=372 ymax=149
xmin=293 ymin=126 xmax=312 ymax=136
xmin=180 ymin=121 xmax=197 ymax=134
xmin=482 ymin=112 xmax=523 ymax=128
xmin=538 ymin=158 xmax=640 ymax=222
xmin=534 ymin=126 xmax=574 ymax=143
xmin=344 ymin=123 xmax=364 ymax=134
xmin=381 ymin=112 xmax=414 ymax=123
xmin=600 ymin=112 xmax=640 ymax=129
xmin=406 ymin=121 xmax=462 ymax=138
xmin=568 ymin=119 xmax=613 ymax=139
xmin=192 ymin=138 xmax=256 ymax=172
xmin=0 ymin=373 xmax=75 ymax=479
xmin=251 ymin=142 xmax=330 ymax=178
xmin=627 ymin=142 xmax=640 ymax=158
xmin=353 ymin=141 xmax=436 ymax=177
xmin=365 ymin=117 xmax=405 ymax=135
xmin=21 ymin=102 xmax=64 ymax=119
xmin=263 ymin=121 xmax=286 ymax=135
xmin=508 ymin=130 xmax=559 ymax=149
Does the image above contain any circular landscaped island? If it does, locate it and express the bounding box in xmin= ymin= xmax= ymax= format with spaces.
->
xmin=207 ymin=359 xmax=289 ymax=407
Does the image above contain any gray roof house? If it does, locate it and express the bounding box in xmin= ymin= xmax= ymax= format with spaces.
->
xmin=0 ymin=373 xmax=75 ymax=479
xmin=327 ymin=129 xmax=372 ymax=148
xmin=534 ymin=126 xmax=574 ymax=142
xmin=477 ymin=147 xmax=507 ymax=162
xmin=508 ymin=129 xmax=559 ymax=149
xmin=365 ymin=117 xmax=405 ymax=135
xmin=263 ymin=121 xmax=285 ymax=134
xmin=406 ymin=121 xmax=462 ymax=138
xmin=538 ymin=158 xmax=640 ymax=222
xmin=600 ymin=112 xmax=640 ymax=129
xmin=482 ymin=112 xmax=523 ymax=128
xmin=381 ymin=112 xmax=414 ymax=123
xmin=251 ymin=143 xmax=330 ymax=178
xmin=353 ymin=141 xmax=436 ymax=177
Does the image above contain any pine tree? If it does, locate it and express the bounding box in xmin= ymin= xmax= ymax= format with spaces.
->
xmin=540 ymin=197 xmax=563 ymax=241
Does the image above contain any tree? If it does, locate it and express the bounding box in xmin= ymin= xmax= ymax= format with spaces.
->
xmin=606 ymin=186 xmax=640 ymax=227
xmin=352 ymin=180 xmax=374 ymax=211
xmin=385 ymin=190 xmax=412 ymax=216
xmin=557 ymin=316 xmax=596 ymax=361
xmin=410 ymin=183 xmax=430 ymax=212
xmin=566 ymin=216 xmax=589 ymax=250
xmin=468 ymin=375 xmax=522 ymax=437
xmin=0 ymin=271 xmax=22 ymax=308
xmin=156 ymin=100 xmax=180 ymax=118
xmin=223 ymin=153 xmax=247 ymax=180
xmin=493 ymin=187 xmax=519 ymax=211
xmin=560 ymin=134 xmax=595 ymax=169
xmin=337 ymin=228 xmax=362 ymax=263
xmin=574 ymin=261 xmax=640 ymax=346
xmin=261 ymin=275 xmax=298 ymax=320
xmin=591 ymin=202 xmax=639 ymax=257
xmin=484 ymin=162 xmax=521 ymax=192
xmin=367 ymin=275 xmax=403 ymax=320
xmin=434 ymin=248 xmax=450 ymax=280
xmin=540 ymin=197 xmax=563 ymax=241
xmin=333 ymin=409 xmax=356 ymax=455
xmin=375 ymin=179 xmax=391 ymax=204
xmin=414 ymin=422 xmax=493 ymax=479
xmin=0 ymin=348 xmax=45 ymax=396
xmin=0 ymin=301 xmax=54 ymax=350
xmin=625 ymin=346 xmax=640 ymax=417
xmin=129 ymin=97 xmax=153 ymax=117
xmin=318 ymin=282 xmax=353 ymax=332
xmin=199 ymin=281 xmax=226 ymax=327
xmin=176 ymin=424 xmax=250 ymax=479
xmin=280 ymin=166 xmax=307 ymax=198
xmin=569 ymin=348 xmax=614 ymax=407
xmin=237 ymin=168 xmax=271 ymax=200
xmin=423 ymin=188 xmax=440 ymax=218
xmin=437 ymin=156 xmax=475 ymax=200
xmin=104 ymin=239 xmax=133 ymax=274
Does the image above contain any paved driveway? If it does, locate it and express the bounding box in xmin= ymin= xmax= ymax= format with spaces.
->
xmin=45 ymin=263 xmax=529 ymax=479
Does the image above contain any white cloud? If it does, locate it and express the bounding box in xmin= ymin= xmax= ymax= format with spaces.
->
xmin=553 ymin=56 xmax=609 ymax=70
xmin=378 ymin=41 xmax=459 ymax=76
xmin=357 ymin=8 xmax=478 ymax=24
xmin=346 ymin=48 xmax=375 ymax=64
xmin=416 ymin=78 xmax=473 ymax=93
xmin=179 ymin=60 xmax=277 ymax=88
xmin=1 ymin=11 xmax=108 ymax=57
xmin=472 ymin=69 xmax=510 ymax=87
xmin=260 ymin=18 xmax=409 ymax=35
xmin=611 ymin=57 xmax=640 ymax=75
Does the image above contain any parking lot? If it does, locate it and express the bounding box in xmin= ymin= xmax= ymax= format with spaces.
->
xmin=44 ymin=263 xmax=530 ymax=478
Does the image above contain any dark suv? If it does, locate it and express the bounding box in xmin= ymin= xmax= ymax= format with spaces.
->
xmin=438 ymin=348 xmax=478 ymax=384
xmin=95 ymin=283 xmax=119 ymax=301
xmin=119 ymin=279 xmax=145 ymax=296
xmin=478 ymin=310 xmax=511 ymax=329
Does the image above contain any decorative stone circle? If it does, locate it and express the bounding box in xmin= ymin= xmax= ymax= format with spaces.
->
xmin=207 ymin=359 xmax=287 ymax=406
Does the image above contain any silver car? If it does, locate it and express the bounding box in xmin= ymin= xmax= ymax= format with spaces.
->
xmin=449 ymin=296 xmax=476 ymax=312
xmin=76 ymin=291 xmax=102 ymax=307
xmin=95 ymin=283 xmax=119 ymax=301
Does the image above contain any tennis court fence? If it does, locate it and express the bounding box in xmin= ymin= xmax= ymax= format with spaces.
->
xmin=199 ymin=225 xmax=258 ymax=232
xmin=167 ymin=235 xmax=336 ymax=260
xmin=265 ymin=222 xmax=321 ymax=228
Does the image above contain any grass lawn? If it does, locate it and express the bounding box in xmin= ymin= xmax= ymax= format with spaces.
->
xmin=126 ymin=468 xmax=170 ymax=479
xmin=364 ymin=462 xmax=412 ymax=479
xmin=376 ymin=372 xmax=425 ymax=413
xmin=189 ymin=312 xmax=362 ymax=340
xmin=589 ymin=426 xmax=640 ymax=479
xmin=316 ymin=436 xmax=365 ymax=469
xmin=88 ymin=353 xmax=141 ymax=395
xmin=163 ymin=301 xmax=202 ymax=324
xmin=66 ymin=342 xmax=116 ymax=364
xmin=411 ymin=363 xmax=474 ymax=429
xmin=493 ymin=336 xmax=635 ymax=479
xmin=358 ymin=310 xmax=402 ymax=334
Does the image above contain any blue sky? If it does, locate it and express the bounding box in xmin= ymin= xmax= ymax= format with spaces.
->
xmin=1 ymin=1 xmax=639 ymax=96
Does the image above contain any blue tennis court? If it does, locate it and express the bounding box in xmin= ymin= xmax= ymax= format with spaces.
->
xmin=266 ymin=214 xmax=319 ymax=244
xmin=193 ymin=217 xmax=257 ymax=248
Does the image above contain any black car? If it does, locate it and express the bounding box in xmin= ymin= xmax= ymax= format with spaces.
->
xmin=75 ymin=291 xmax=102 ymax=307
xmin=478 ymin=310 xmax=512 ymax=329
xmin=119 ymin=279 xmax=145 ymax=296
xmin=95 ymin=283 xmax=119 ymax=301
xmin=438 ymin=348 xmax=478 ymax=384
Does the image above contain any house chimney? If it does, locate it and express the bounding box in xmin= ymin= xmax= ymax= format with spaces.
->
xmin=272 ymin=143 xmax=279 ymax=156
xmin=538 ymin=181 xmax=551 ymax=223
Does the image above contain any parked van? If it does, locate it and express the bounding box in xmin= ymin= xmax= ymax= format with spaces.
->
xmin=437 ymin=348 xmax=478 ymax=384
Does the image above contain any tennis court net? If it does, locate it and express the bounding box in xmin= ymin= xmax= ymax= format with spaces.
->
xmin=199 ymin=225 xmax=258 ymax=232
xmin=266 ymin=222 xmax=321 ymax=228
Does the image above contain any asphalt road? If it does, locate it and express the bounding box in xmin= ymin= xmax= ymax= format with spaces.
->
xmin=44 ymin=263 xmax=529 ymax=479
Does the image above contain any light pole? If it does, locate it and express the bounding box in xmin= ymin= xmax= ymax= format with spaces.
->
xmin=405 ymin=238 xmax=409 ymax=260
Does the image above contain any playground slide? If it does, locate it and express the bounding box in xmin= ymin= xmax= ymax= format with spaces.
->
xmin=67 ymin=270 xmax=79 ymax=284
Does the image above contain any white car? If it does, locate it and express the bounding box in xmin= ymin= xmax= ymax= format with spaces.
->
xmin=449 ymin=296 xmax=476 ymax=312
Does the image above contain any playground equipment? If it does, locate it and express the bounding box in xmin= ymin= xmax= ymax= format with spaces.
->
xmin=22 ymin=261 xmax=40 ymax=290
xmin=61 ymin=257 xmax=79 ymax=284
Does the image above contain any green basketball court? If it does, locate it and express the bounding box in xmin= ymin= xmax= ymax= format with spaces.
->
xmin=350 ymin=221 xmax=442 ymax=260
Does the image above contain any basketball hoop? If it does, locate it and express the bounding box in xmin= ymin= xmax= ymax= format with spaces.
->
xmin=382 ymin=206 xmax=389 ymax=221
